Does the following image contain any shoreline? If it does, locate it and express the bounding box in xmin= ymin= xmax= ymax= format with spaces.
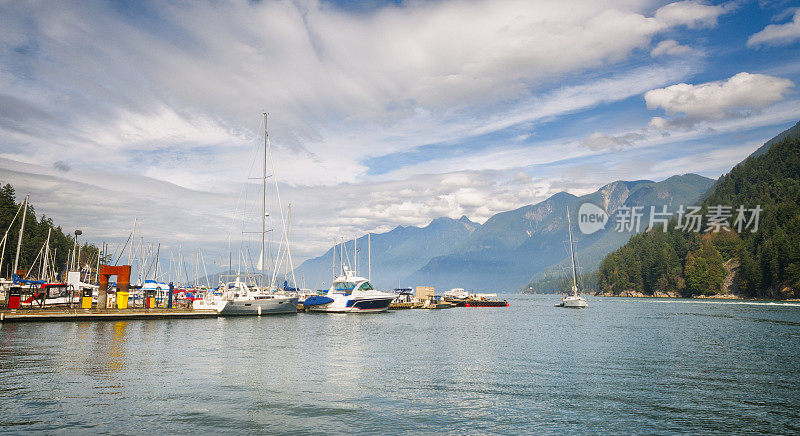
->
xmin=591 ymin=292 xmax=800 ymax=302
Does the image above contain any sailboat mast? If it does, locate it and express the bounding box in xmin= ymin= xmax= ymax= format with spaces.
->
xmin=12 ymin=195 xmax=29 ymax=279
xmin=42 ymin=227 xmax=51 ymax=281
xmin=368 ymin=232 xmax=371 ymax=282
xmin=261 ymin=112 xmax=267 ymax=291
xmin=0 ymin=201 xmax=25 ymax=279
xmin=566 ymin=206 xmax=578 ymax=296
xmin=129 ymin=218 xmax=137 ymax=266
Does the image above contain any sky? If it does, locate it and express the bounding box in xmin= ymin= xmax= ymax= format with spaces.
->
xmin=1 ymin=0 xmax=799 ymax=280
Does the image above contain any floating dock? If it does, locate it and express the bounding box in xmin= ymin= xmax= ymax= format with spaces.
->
xmin=0 ymin=308 xmax=218 ymax=323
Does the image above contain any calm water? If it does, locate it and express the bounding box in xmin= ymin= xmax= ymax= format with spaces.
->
xmin=1 ymin=295 xmax=799 ymax=434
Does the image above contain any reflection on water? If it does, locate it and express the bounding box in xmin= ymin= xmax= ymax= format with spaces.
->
xmin=108 ymin=321 xmax=128 ymax=374
xmin=1 ymin=295 xmax=799 ymax=434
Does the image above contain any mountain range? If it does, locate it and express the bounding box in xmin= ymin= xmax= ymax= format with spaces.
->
xmin=294 ymin=173 xmax=715 ymax=292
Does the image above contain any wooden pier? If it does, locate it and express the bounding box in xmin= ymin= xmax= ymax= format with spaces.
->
xmin=0 ymin=308 xmax=218 ymax=323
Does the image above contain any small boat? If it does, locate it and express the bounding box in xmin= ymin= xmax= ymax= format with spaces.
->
xmin=444 ymin=288 xmax=469 ymax=300
xmin=304 ymin=271 xmax=395 ymax=313
xmin=193 ymin=279 xmax=297 ymax=315
xmin=559 ymin=206 xmax=588 ymax=309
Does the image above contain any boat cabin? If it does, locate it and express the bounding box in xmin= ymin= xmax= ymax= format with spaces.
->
xmin=330 ymin=275 xmax=375 ymax=296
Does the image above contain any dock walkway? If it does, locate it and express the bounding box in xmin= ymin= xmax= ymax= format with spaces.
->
xmin=0 ymin=308 xmax=218 ymax=322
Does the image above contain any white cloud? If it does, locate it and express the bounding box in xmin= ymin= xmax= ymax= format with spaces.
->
xmin=651 ymin=39 xmax=692 ymax=56
xmin=581 ymin=132 xmax=647 ymax=150
xmin=645 ymin=72 xmax=795 ymax=130
xmin=653 ymin=1 xmax=727 ymax=29
xmin=748 ymin=9 xmax=800 ymax=47
xmin=0 ymin=0 xmax=727 ymax=190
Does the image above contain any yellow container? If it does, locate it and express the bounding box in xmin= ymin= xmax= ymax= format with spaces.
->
xmin=81 ymin=296 xmax=92 ymax=309
xmin=116 ymin=291 xmax=129 ymax=309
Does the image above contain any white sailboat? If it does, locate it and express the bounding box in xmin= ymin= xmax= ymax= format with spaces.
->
xmin=194 ymin=113 xmax=297 ymax=315
xmin=558 ymin=206 xmax=588 ymax=309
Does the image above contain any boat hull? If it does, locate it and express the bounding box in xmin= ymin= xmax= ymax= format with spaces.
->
xmin=307 ymin=297 xmax=393 ymax=313
xmin=562 ymin=296 xmax=588 ymax=308
xmin=193 ymin=297 xmax=298 ymax=315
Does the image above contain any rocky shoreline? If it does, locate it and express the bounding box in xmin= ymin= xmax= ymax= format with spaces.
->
xmin=592 ymin=291 xmax=799 ymax=301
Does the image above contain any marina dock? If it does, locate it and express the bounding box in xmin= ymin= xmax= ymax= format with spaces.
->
xmin=0 ymin=308 xmax=218 ymax=323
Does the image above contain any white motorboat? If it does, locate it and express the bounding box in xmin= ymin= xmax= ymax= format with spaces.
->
xmin=444 ymin=288 xmax=469 ymax=300
xmin=558 ymin=206 xmax=588 ymax=309
xmin=304 ymin=272 xmax=395 ymax=313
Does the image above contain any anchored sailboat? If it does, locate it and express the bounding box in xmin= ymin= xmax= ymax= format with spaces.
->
xmin=558 ymin=206 xmax=588 ymax=309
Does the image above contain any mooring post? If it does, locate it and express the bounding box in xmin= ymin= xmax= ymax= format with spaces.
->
xmin=168 ymin=282 xmax=173 ymax=309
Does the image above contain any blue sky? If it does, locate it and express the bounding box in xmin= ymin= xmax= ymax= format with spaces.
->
xmin=0 ymin=0 xmax=799 ymax=268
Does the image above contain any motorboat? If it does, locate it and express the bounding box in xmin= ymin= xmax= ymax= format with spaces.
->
xmin=444 ymin=288 xmax=469 ymax=300
xmin=304 ymin=271 xmax=395 ymax=313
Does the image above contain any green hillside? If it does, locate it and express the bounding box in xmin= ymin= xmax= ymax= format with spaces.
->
xmin=598 ymin=122 xmax=800 ymax=299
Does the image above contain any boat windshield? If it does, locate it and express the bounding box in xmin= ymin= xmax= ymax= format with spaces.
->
xmin=357 ymin=281 xmax=375 ymax=291
xmin=332 ymin=281 xmax=356 ymax=294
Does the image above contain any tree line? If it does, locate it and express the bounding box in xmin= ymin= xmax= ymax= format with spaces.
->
xmin=598 ymin=132 xmax=800 ymax=299
xmin=0 ymin=183 xmax=103 ymax=282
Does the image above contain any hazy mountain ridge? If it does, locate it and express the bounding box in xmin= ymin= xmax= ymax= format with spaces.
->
xmin=411 ymin=174 xmax=714 ymax=292
xmin=294 ymin=173 xmax=713 ymax=293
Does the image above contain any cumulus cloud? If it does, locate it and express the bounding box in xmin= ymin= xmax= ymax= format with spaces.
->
xmin=653 ymin=1 xmax=727 ymax=29
xmin=651 ymin=39 xmax=692 ymax=56
xmin=581 ymin=132 xmax=647 ymax=150
xmin=747 ymin=9 xmax=800 ymax=47
xmin=645 ymin=72 xmax=795 ymax=130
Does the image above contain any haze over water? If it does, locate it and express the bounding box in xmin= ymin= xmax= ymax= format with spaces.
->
xmin=1 ymin=295 xmax=798 ymax=434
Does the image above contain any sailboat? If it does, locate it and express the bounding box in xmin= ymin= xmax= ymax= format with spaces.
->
xmin=194 ymin=113 xmax=298 ymax=315
xmin=558 ymin=206 xmax=588 ymax=309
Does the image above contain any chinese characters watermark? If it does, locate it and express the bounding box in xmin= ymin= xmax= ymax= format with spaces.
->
xmin=578 ymin=202 xmax=762 ymax=234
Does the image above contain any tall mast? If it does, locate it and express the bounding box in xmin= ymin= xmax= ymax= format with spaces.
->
xmin=42 ymin=227 xmax=51 ymax=281
xmin=354 ymin=235 xmax=358 ymax=275
xmin=12 ymin=194 xmax=29 ymax=279
xmin=566 ymin=206 xmax=578 ymax=296
xmin=129 ymin=218 xmax=137 ymax=265
xmin=0 ymin=201 xmax=24 ymax=279
xmin=153 ymin=243 xmax=160 ymax=281
xmin=261 ymin=112 xmax=268 ymax=291
xmin=368 ymin=232 xmax=372 ymax=282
